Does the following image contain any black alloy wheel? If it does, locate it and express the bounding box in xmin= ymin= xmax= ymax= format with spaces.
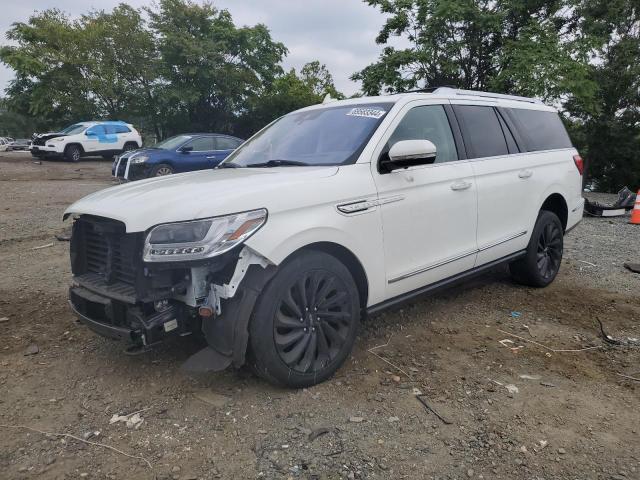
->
xmin=510 ymin=210 xmax=563 ymax=287
xmin=273 ymin=270 xmax=352 ymax=374
xmin=536 ymin=221 xmax=562 ymax=280
xmin=248 ymin=251 xmax=360 ymax=387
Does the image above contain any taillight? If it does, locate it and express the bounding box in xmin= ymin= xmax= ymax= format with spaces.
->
xmin=573 ymin=154 xmax=584 ymax=175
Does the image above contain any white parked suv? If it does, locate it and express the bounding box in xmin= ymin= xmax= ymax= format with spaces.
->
xmin=64 ymin=88 xmax=584 ymax=387
xmin=31 ymin=121 xmax=141 ymax=161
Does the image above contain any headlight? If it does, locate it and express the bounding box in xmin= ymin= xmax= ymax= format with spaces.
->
xmin=143 ymin=209 xmax=267 ymax=262
xmin=51 ymin=137 xmax=65 ymax=142
xmin=130 ymin=155 xmax=148 ymax=164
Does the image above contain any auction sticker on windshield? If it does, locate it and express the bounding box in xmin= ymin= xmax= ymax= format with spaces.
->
xmin=346 ymin=107 xmax=386 ymax=119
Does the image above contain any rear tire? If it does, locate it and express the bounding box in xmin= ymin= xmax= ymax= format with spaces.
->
xmin=65 ymin=145 xmax=82 ymax=162
xmin=510 ymin=210 xmax=563 ymax=287
xmin=248 ymin=251 xmax=360 ymax=388
xmin=151 ymin=163 xmax=173 ymax=177
xmin=123 ymin=142 xmax=138 ymax=152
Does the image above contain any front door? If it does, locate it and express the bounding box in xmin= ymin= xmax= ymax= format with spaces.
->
xmin=178 ymin=136 xmax=216 ymax=172
xmin=371 ymin=101 xmax=478 ymax=299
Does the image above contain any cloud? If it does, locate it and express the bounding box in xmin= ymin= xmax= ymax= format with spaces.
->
xmin=0 ymin=0 xmax=394 ymax=96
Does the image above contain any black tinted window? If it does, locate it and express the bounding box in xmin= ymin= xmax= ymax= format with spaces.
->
xmin=113 ymin=125 xmax=130 ymax=134
xmin=187 ymin=137 xmax=216 ymax=151
xmin=454 ymin=105 xmax=508 ymax=158
xmin=387 ymin=105 xmax=458 ymax=163
xmin=508 ymin=109 xmax=572 ymax=151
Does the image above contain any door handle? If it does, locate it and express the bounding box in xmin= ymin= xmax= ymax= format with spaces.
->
xmin=450 ymin=180 xmax=472 ymax=191
xmin=518 ymin=170 xmax=533 ymax=179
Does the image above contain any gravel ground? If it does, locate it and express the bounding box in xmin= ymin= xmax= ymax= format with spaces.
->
xmin=1 ymin=153 xmax=639 ymax=480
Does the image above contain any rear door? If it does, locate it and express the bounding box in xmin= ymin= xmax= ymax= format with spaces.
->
xmin=211 ymin=136 xmax=242 ymax=165
xmin=452 ymin=103 xmax=534 ymax=266
xmin=371 ymin=101 xmax=478 ymax=299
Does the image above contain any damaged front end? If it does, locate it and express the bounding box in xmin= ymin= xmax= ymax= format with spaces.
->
xmin=67 ymin=213 xmax=275 ymax=371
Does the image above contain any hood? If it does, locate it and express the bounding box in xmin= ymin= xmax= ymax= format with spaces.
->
xmin=33 ymin=132 xmax=65 ymax=141
xmin=65 ymin=167 xmax=339 ymax=232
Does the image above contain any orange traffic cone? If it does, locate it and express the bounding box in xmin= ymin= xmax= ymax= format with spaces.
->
xmin=630 ymin=190 xmax=640 ymax=225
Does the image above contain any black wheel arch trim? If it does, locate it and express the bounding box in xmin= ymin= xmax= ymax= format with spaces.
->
xmin=198 ymin=263 xmax=277 ymax=369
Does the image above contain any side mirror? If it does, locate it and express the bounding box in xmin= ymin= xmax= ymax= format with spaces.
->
xmin=180 ymin=145 xmax=193 ymax=153
xmin=382 ymin=140 xmax=437 ymax=172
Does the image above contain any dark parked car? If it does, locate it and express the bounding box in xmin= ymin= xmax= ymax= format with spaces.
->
xmin=7 ymin=139 xmax=32 ymax=151
xmin=112 ymin=133 xmax=243 ymax=181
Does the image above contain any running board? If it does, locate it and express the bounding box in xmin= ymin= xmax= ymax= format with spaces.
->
xmin=367 ymin=250 xmax=526 ymax=314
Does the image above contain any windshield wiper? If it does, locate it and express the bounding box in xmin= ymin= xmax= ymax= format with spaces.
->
xmin=246 ymin=159 xmax=310 ymax=168
xmin=217 ymin=162 xmax=241 ymax=169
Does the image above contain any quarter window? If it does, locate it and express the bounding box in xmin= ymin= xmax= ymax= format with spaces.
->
xmin=454 ymin=105 xmax=508 ymax=159
xmin=387 ymin=105 xmax=458 ymax=163
xmin=508 ymin=109 xmax=572 ymax=151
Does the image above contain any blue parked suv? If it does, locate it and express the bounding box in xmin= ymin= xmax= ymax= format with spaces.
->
xmin=112 ymin=133 xmax=244 ymax=181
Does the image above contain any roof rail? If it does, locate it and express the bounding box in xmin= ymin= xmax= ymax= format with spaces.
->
xmin=433 ymin=87 xmax=543 ymax=104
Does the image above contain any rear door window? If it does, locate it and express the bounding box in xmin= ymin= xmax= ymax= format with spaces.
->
xmin=453 ymin=105 xmax=508 ymax=159
xmin=215 ymin=137 xmax=242 ymax=150
xmin=507 ymin=109 xmax=572 ymax=151
xmin=387 ymin=105 xmax=458 ymax=163
xmin=186 ymin=137 xmax=216 ymax=151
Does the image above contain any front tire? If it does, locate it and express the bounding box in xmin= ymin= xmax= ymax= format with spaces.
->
xmin=510 ymin=210 xmax=563 ymax=287
xmin=65 ymin=145 xmax=82 ymax=162
xmin=151 ymin=163 xmax=173 ymax=177
xmin=248 ymin=251 xmax=360 ymax=388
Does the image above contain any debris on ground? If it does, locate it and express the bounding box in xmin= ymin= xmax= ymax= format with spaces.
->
xmin=109 ymin=411 xmax=146 ymax=429
xmin=518 ymin=374 xmax=541 ymax=380
xmin=504 ymin=384 xmax=519 ymax=395
xmin=415 ymin=394 xmax=452 ymax=424
xmin=623 ymin=262 xmax=640 ymax=274
xmin=0 ymin=317 xmax=8 ymax=323
xmin=584 ymin=186 xmax=636 ymax=217
xmin=55 ymin=234 xmax=71 ymax=242
xmin=31 ymin=242 xmax=54 ymax=250
xmin=23 ymin=344 xmax=39 ymax=356
xmin=597 ymin=318 xmax=640 ymax=347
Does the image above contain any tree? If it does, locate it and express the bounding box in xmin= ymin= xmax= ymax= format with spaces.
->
xmin=565 ymin=0 xmax=640 ymax=191
xmin=352 ymin=0 xmax=596 ymax=107
xmin=237 ymin=61 xmax=343 ymax=137
xmin=147 ymin=0 xmax=287 ymax=136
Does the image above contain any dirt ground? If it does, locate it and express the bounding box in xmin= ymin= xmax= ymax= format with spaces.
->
xmin=1 ymin=152 xmax=639 ymax=480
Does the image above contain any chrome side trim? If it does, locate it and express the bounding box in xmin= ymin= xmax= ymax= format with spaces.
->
xmin=336 ymin=195 xmax=405 ymax=215
xmin=388 ymin=249 xmax=477 ymax=284
xmin=388 ymin=230 xmax=527 ymax=284
xmin=113 ymin=156 xmax=123 ymax=178
xmin=478 ymin=230 xmax=527 ymax=252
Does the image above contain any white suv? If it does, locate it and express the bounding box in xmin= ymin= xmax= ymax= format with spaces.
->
xmin=31 ymin=121 xmax=141 ymax=161
xmin=64 ymin=88 xmax=584 ymax=387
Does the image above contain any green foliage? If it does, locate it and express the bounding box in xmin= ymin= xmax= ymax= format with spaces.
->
xmin=0 ymin=0 xmax=341 ymax=141
xmin=354 ymin=0 xmax=640 ymax=191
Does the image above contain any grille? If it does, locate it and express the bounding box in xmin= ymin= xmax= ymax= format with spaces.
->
xmin=32 ymin=137 xmax=46 ymax=146
xmin=73 ymin=216 xmax=140 ymax=286
xmin=116 ymin=157 xmax=128 ymax=177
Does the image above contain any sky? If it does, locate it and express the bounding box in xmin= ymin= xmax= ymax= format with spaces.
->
xmin=0 ymin=0 xmax=397 ymax=96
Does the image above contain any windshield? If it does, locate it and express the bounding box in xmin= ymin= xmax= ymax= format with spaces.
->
xmin=153 ymin=135 xmax=193 ymax=150
xmin=225 ymin=103 xmax=392 ymax=167
xmin=60 ymin=124 xmax=87 ymax=135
